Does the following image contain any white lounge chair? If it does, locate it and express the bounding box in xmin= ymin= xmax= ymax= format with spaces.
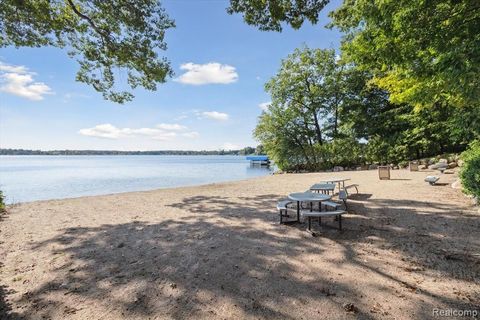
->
xmin=344 ymin=184 xmax=359 ymax=194
xmin=301 ymin=210 xmax=346 ymax=230
xmin=425 ymin=176 xmax=440 ymax=185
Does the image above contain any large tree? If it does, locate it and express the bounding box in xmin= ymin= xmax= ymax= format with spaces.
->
xmin=332 ymin=0 xmax=480 ymax=108
xmin=228 ymin=0 xmax=480 ymax=109
xmin=255 ymin=47 xmax=370 ymax=170
xmin=0 ymin=0 xmax=174 ymax=103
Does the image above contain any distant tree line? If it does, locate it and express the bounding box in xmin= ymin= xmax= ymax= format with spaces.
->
xmin=0 ymin=147 xmax=265 ymax=156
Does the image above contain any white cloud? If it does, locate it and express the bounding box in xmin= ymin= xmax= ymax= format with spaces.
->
xmin=78 ymin=124 xmax=125 ymax=139
xmin=175 ymin=62 xmax=238 ymax=85
xmin=201 ymin=111 xmax=229 ymax=121
xmin=258 ymin=101 xmax=271 ymax=111
xmin=156 ymin=123 xmax=187 ymax=131
xmin=222 ymin=142 xmax=241 ymax=151
xmin=0 ymin=62 xmax=53 ymax=101
xmin=78 ymin=123 xmax=198 ymax=141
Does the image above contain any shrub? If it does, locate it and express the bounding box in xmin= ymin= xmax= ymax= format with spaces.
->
xmin=398 ymin=160 xmax=409 ymax=168
xmin=0 ymin=190 xmax=5 ymax=213
xmin=459 ymin=140 xmax=480 ymax=199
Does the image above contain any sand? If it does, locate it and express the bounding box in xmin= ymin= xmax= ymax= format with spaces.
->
xmin=0 ymin=169 xmax=479 ymax=319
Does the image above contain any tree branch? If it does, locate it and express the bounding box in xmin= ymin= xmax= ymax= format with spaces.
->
xmin=66 ymin=0 xmax=112 ymax=44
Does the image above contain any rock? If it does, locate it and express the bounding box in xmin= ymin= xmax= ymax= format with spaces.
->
xmin=419 ymin=165 xmax=427 ymax=170
xmin=428 ymin=158 xmax=436 ymax=165
xmin=428 ymin=164 xmax=439 ymax=170
xmin=448 ymin=162 xmax=457 ymax=168
xmin=439 ymin=158 xmax=448 ymax=164
xmin=356 ymin=166 xmax=362 ymax=171
xmin=368 ymin=164 xmax=378 ymax=170
xmin=444 ymin=170 xmax=454 ymax=174
xmin=333 ymin=166 xmax=344 ymax=172
xmin=457 ymin=159 xmax=464 ymax=167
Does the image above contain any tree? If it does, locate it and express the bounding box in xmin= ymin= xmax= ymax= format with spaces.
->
xmin=331 ymin=0 xmax=480 ymax=108
xmin=0 ymin=0 xmax=175 ymax=103
xmin=255 ymin=47 xmax=369 ymax=171
xmin=266 ymin=47 xmax=346 ymax=145
xmin=228 ymin=0 xmax=480 ymax=108
xmin=227 ymin=0 xmax=329 ymax=31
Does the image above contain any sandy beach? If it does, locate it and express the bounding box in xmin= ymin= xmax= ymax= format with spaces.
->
xmin=0 ymin=169 xmax=479 ymax=319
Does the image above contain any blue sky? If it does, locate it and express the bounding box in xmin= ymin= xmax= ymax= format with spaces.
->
xmin=0 ymin=0 xmax=342 ymax=151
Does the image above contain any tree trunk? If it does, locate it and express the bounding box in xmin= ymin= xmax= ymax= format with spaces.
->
xmin=312 ymin=111 xmax=323 ymax=145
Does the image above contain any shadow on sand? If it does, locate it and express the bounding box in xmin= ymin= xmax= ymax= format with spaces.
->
xmin=2 ymin=192 xmax=479 ymax=319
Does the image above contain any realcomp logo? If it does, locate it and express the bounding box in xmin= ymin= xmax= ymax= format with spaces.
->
xmin=433 ymin=308 xmax=479 ymax=318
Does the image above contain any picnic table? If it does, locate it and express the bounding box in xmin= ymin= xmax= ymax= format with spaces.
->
xmin=288 ymin=192 xmax=331 ymax=222
xmin=310 ymin=183 xmax=336 ymax=194
xmin=322 ymin=177 xmax=351 ymax=193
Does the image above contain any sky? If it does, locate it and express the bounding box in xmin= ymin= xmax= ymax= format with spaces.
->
xmin=0 ymin=0 xmax=342 ymax=151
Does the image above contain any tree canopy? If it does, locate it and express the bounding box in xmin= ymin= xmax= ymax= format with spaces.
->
xmin=227 ymin=0 xmax=330 ymax=31
xmin=255 ymin=46 xmax=480 ymax=171
xmin=255 ymin=47 xmax=369 ymax=170
xmin=228 ymin=0 xmax=480 ymax=109
xmin=331 ymin=0 xmax=480 ymax=108
xmin=0 ymin=0 xmax=174 ymax=103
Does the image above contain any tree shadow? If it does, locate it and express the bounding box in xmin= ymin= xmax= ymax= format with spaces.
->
xmin=347 ymin=193 xmax=372 ymax=201
xmin=0 ymin=265 xmax=21 ymax=320
xmin=20 ymin=217 xmax=377 ymax=319
xmin=4 ymin=192 xmax=480 ymax=319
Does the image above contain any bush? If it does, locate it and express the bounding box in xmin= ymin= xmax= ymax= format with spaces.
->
xmin=0 ymin=190 xmax=5 ymax=213
xmin=459 ymin=140 xmax=480 ymax=199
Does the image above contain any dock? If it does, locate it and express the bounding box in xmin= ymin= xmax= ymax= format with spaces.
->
xmin=246 ymin=155 xmax=270 ymax=166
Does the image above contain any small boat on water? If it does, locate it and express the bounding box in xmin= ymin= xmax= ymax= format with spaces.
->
xmin=246 ymin=155 xmax=270 ymax=166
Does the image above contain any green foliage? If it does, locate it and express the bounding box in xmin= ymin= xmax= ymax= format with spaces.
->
xmin=0 ymin=0 xmax=174 ymax=103
xmin=0 ymin=190 xmax=5 ymax=212
xmin=254 ymin=145 xmax=265 ymax=155
xmin=331 ymin=0 xmax=480 ymax=108
xmin=227 ymin=0 xmax=329 ymax=31
xmin=254 ymin=46 xmax=370 ymax=171
xmin=255 ymin=45 xmax=480 ymax=171
xmin=239 ymin=146 xmax=256 ymax=155
xmin=460 ymin=141 xmax=480 ymax=199
xmin=229 ymin=0 xmax=479 ymax=108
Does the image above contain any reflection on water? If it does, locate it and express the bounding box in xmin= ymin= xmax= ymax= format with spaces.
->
xmin=0 ymin=155 xmax=272 ymax=203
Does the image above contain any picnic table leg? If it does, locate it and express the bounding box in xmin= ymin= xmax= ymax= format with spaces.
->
xmin=296 ymin=201 xmax=300 ymax=222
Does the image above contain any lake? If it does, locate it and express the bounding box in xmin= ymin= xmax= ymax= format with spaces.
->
xmin=0 ymin=155 xmax=272 ymax=203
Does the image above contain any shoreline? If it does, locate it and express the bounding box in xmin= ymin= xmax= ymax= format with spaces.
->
xmin=5 ymin=173 xmax=274 ymax=206
xmin=1 ymin=169 xmax=479 ymax=319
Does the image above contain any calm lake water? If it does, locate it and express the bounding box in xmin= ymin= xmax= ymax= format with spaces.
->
xmin=0 ymin=155 xmax=272 ymax=203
